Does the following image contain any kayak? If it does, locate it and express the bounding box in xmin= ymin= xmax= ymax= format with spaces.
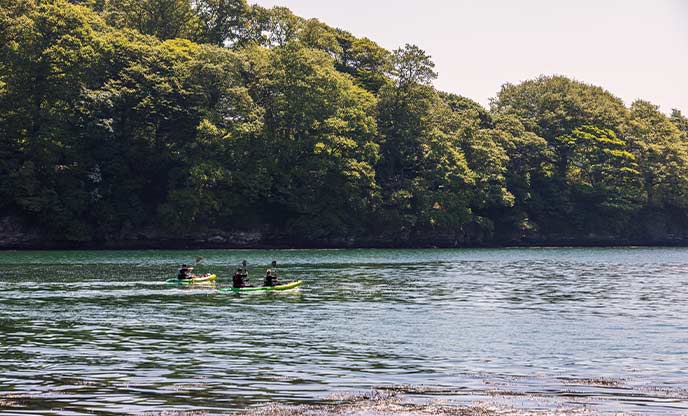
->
xmin=220 ymin=280 xmax=302 ymax=293
xmin=165 ymin=274 xmax=217 ymax=285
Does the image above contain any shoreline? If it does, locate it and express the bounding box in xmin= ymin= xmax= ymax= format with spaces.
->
xmin=4 ymin=215 xmax=688 ymax=251
xmin=2 ymin=239 xmax=688 ymax=250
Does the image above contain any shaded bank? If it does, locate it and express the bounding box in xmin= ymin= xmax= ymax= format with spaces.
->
xmin=2 ymin=215 xmax=688 ymax=249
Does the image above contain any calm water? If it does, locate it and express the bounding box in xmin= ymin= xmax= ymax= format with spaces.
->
xmin=0 ymin=248 xmax=687 ymax=415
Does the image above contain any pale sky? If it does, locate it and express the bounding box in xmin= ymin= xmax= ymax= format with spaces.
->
xmin=252 ymin=0 xmax=688 ymax=114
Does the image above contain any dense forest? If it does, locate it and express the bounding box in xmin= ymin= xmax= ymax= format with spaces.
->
xmin=1 ymin=0 xmax=688 ymax=247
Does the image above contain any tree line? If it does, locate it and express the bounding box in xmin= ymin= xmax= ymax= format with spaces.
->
xmin=1 ymin=0 xmax=687 ymax=245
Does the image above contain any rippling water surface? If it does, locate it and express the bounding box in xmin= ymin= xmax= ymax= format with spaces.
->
xmin=0 ymin=248 xmax=687 ymax=415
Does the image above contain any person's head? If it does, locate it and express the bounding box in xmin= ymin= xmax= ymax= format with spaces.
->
xmin=182 ymin=264 xmax=188 ymax=268
xmin=237 ymin=268 xmax=242 ymax=272
xmin=266 ymin=269 xmax=272 ymax=275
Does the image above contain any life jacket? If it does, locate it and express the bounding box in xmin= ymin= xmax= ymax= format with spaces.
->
xmin=233 ymin=273 xmax=245 ymax=288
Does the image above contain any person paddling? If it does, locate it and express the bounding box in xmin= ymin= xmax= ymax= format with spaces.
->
xmin=263 ymin=269 xmax=281 ymax=287
xmin=178 ymin=264 xmax=194 ymax=280
xmin=232 ymin=267 xmax=251 ymax=288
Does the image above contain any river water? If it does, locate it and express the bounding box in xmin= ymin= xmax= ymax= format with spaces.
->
xmin=0 ymin=248 xmax=686 ymax=415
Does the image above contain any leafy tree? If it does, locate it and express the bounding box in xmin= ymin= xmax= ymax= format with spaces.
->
xmin=334 ymin=32 xmax=390 ymax=93
xmin=105 ymin=0 xmax=198 ymax=40
xmin=299 ymin=18 xmax=341 ymax=57
xmin=563 ymin=126 xmax=643 ymax=217
xmin=440 ymin=92 xmax=492 ymax=128
xmin=191 ymin=0 xmax=249 ymax=46
xmin=376 ymin=46 xmax=477 ymax=239
xmin=0 ymin=0 xmax=136 ymax=239
xmin=388 ymin=43 xmax=437 ymax=88
xmin=490 ymin=76 xmax=633 ymax=234
xmin=255 ymin=43 xmax=380 ymax=236
xmin=626 ymin=101 xmax=688 ymax=209
xmin=377 ymin=44 xmax=438 ymax=183
xmin=249 ymin=6 xmax=302 ymax=47
xmin=491 ymin=76 xmax=628 ymax=142
xmin=156 ymin=43 xmax=265 ymax=230
xmin=670 ymin=109 xmax=688 ymax=137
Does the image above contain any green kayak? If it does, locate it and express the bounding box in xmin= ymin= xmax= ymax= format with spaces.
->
xmin=165 ymin=274 xmax=217 ymax=285
xmin=220 ymin=280 xmax=302 ymax=293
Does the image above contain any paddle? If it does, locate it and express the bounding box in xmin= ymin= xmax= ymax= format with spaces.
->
xmin=193 ymin=256 xmax=205 ymax=278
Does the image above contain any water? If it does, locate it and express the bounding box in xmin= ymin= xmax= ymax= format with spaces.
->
xmin=0 ymin=248 xmax=687 ymax=415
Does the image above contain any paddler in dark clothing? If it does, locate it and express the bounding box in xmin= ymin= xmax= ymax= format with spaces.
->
xmin=232 ymin=268 xmax=251 ymax=288
xmin=263 ymin=269 xmax=281 ymax=287
xmin=178 ymin=264 xmax=194 ymax=280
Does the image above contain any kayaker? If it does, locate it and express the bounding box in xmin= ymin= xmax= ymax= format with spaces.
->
xmin=263 ymin=269 xmax=280 ymax=287
xmin=232 ymin=268 xmax=251 ymax=288
xmin=178 ymin=264 xmax=194 ymax=280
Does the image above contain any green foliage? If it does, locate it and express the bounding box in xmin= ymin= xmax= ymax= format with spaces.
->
xmin=670 ymin=109 xmax=688 ymax=137
xmin=299 ymin=19 xmax=342 ymax=57
xmin=492 ymin=75 xmax=628 ymax=142
xmin=490 ymin=76 xmax=647 ymax=235
xmin=192 ymin=0 xmax=249 ymax=46
xmin=259 ymin=43 xmax=380 ymax=236
xmin=1 ymin=0 xmax=687 ymax=244
xmin=376 ymin=52 xmax=476 ymax=237
xmin=626 ymin=101 xmax=688 ymax=209
xmin=389 ymin=44 xmax=437 ymax=88
xmin=250 ymin=6 xmax=302 ymax=47
xmin=563 ymin=126 xmax=643 ymax=213
xmin=104 ymin=0 xmax=198 ymax=40
xmin=334 ymin=33 xmax=391 ymax=93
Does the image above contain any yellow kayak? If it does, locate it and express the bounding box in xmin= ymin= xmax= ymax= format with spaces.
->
xmin=165 ymin=274 xmax=217 ymax=285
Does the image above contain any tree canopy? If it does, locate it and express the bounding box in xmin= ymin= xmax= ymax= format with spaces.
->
xmin=1 ymin=0 xmax=687 ymax=246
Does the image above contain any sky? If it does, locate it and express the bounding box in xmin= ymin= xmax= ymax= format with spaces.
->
xmin=251 ymin=0 xmax=688 ymax=114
